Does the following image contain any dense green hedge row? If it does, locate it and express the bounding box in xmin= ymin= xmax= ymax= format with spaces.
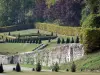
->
xmin=35 ymin=23 xmax=81 ymax=36
xmin=80 ymin=28 xmax=100 ymax=54
xmin=5 ymin=36 xmax=57 ymax=43
xmin=0 ymin=24 xmax=34 ymax=32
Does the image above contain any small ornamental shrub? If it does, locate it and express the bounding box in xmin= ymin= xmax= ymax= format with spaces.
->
xmin=71 ymin=62 xmax=76 ymax=72
xmin=66 ymin=69 xmax=69 ymax=72
xmin=32 ymin=68 xmax=35 ymax=71
xmin=66 ymin=38 xmax=70 ymax=43
xmin=52 ymin=62 xmax=59 ymax=72
xmin=51 ymin=32 xmax=53 ymax=36
xmin=48 ymin=38 xmax=51 ymax=43
xmin=39 ymin=39 xmax=42 ymax=44
xmin=37 ymin=30 xmax=40 ymax=34
xmin=16 ymin=63 xmax=21 ymax=72
xmin=13 ymin=68 xmax=16 ymax=71
xmin=0 ymin=64 xmax=4 ymax=73
xmin=57 ymin=38 xmax=61 ymax=44
xmin=75 ymin=36 xmax=79 ymax=43
xmin=36 ymin=62 xmax=41 ymax=72
xmin=62 ymin=38 xmax=65 ymax=44
xmin=71 ymin=37 xmax=74 ymax=43
xmin=8 ymin=32 xmax=11 ymax=35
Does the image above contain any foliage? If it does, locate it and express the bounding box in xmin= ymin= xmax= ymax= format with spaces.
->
xmin=44 ymin=0 xmax=83 ymax=26
xmin=0 ymin=64 xmax=4 ymax=73
xmin=35 ymin=23 xmax=81 ymax=36
xmin=36 ymin=62 xmax=42 ymax=72
xmin=71 ymin=62 xmax=76 ymax=72
xmin=62 ymin=38 xmax=65 ymax=44
xmin=82 ymin=14 xmax=100 ymax=28
xmin=85 ymin=0 xmax=100 ymax=14
xmin=71 ymin=37 xmax=74 ymax=43
xmin=80 ymin=28 xmax=100 ymax=54
xmin=66 ymin=38 xmax=70 ymax=43
xmin=16 ymin=63 xmax=21 ymax=72
xmin=75 ymin=36 xmax=79 ymax=43
xmin=0 ymin=0 xmax=83 ymax=27
xmin=52 ymin=62 xmax=59 ymax=72
xmin=57 ymin=38 xmax=61 ymax=44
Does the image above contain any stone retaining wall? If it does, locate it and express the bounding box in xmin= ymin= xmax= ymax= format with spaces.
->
xmin=0 ymin=44 xmax=84 ymax=66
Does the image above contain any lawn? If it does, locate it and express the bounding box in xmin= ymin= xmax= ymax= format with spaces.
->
xmin=60 ymin=51 xmax=100 ymax=71
xmin=0 ymin=43 xmax=39 ymax=54
xmin=5 ymin=71 xmax=100 ymax=75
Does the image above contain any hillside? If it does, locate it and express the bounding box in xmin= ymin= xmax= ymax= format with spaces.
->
xmin=60 ymin=52 xmax=100 ymax=72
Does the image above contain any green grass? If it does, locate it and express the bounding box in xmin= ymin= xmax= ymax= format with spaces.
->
xmin=0 ymin=43 xmax=39 ymax=54
xmin=60 ymin=51 xmax=100 ymax=71
xmin=5 ymin=71 xmax=100 ymax=75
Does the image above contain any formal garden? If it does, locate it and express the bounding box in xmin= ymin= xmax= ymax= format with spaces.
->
xmin=0 ymin=0 xmax=100 ymax=75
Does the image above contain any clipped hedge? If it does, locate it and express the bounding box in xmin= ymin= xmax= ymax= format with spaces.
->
xmin=80 ymin=28 xmax=100 ymax=54
xmin=35 ymin=23 xmax=81 ymax=36
xmin=0 ymin=24 xmax=34 ymax=32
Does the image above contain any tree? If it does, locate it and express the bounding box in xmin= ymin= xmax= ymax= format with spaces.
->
xmin=39 ymin=39 xmax=42 ymax=44
xmin=57 ymin=38 xmax=61 ymax=44
xmin=8 ymin=32 xmax=11 ymax=35
xmin=34 ymin=0 xmax=47 ymax=22
xmin=16 ymin=63 xmax=21 ymax=72
xmin=71 ymin=37 xmax=74 ymax=43
xmin=66 ymin=38 xmax=70 ymax=43
xmin=37 ymin=30 xmax=40 ymax=34
xmin=0 ymin=64 xmax=4 ymax=73
xmin=6 ymin=38 xmax=8 ymax=42
xmin=36 ymin=62 xmax=41 ymax=72
xmin=75 ymin=36 xmax=79 ymax=43
xmin=51 ymin=32 xmax=53 ymax=36
xmin=35 ymin=39 xmax=38 ymax=44
xmin=71 ymin=62 xmax=76 ymax=72
xmin=85 ymin=0 xmax=99 ymax=14
xmin=48 ymin=38 xmax=51 ymax=43
xmin=62 ymin=38 xmax=65 ymax=44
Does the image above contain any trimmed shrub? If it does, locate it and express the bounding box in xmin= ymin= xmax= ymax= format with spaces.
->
xmin=13 ymin=68 xmax=16 ymax=71
xmin=38 ymin=39 xmax=42 ymax=44
xmin=35 ymin=39 xmax=38 ymax=44
xmin=57 ymin=38 xmax=61 ymax=44
xmin=66 ymin=38 xmax=70 ymax=43
xmin=75 ymin=36 xmax=79 ymax=43
xmin=36 ymin=62 xmax=41 ymax=72
xmin=71 ymin=37 xmax=74 ymax=43
xmin=71 ymin=62 xmax=76 ymax=72
xmin=66 ymin=69 xmax=69 ymax=72
xmin=52 ymin=62 xmax=59 ymax=72
xmin=62 ymin=38 xmax=65 ymax=44
xmin=32 ymin=68 xmax=35 ymax=71
xmin=51 ymin=32 xmax=53 ymax=36
xmin=16 ymin=63 xmax=21 ymax=72
xmin=0 ymin=64 xmax=4 ymax=73
xmin=35 ymin=23 xmax=81 ymax=36
xmin=37 ymin=30 xmax=40 ymax=34
xmin=48 ymin=38 xmax=51 ymax=43
xmin=8 ymin=32 xmax=11 ymax=35
xmin=80 ymin=28 xmax=100 ymax=54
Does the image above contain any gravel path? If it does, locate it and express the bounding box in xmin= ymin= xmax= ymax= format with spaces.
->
xmin=3 ymin=65 xmax=52 ymax=72
xmin=3 ymin=65 xmax=32 ymax=72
